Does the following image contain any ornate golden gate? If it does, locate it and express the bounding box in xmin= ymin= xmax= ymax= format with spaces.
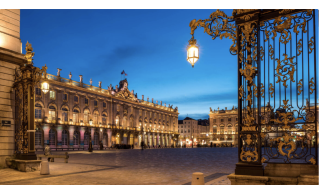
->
xmin=188 ymin=9 xmax=318 ymax=175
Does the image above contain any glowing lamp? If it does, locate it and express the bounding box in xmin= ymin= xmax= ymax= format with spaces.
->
xmin=41 ymin=81 xmax=49 ymax=94
xmin=187 ymin=38 xmax=199 ymax=68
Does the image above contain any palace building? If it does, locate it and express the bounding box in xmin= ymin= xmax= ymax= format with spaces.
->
xmin=209 ymin=107 xmax=238 ymax=146
xmin=34 ymin=71 xmax=179 ymax=150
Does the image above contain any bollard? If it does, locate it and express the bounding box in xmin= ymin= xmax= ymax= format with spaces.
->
xmin=40 ymin=161 xmax=50 ymax=175
xmin=191 ymin=172 xmax=204 ymax=185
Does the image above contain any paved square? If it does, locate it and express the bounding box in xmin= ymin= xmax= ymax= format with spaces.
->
xmin=0 ymin=148 xmax=238 ymax=185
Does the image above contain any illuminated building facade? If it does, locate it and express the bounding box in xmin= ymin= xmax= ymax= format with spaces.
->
xmin=34 ymin=73 xmax=179 ymax=149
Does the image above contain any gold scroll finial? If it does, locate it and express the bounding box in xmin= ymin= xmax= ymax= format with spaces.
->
xmin=25 ymin=41 xmax=35 ymax=65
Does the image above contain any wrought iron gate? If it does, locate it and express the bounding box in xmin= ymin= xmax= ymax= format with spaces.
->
xmin=236 ymin=9 xmax=318 ymax=165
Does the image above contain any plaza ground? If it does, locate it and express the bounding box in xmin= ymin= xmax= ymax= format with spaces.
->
xmin=0 ymin=148 xmax=238 ymax=185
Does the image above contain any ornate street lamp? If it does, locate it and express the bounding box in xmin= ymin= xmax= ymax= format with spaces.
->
xmin=41 ymin=81 xmax=49 ymax=94
xmin=186 ymin=37 xmax=199 ymax=68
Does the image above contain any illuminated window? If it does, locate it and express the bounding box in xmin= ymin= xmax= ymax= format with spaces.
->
xmin=73 ymin=109 xmax=79 ymax=123
xmin=94 ymin=113 xmax=98 ymax=124
xmin=50 ymin=91 xmax=55 ymax=100
xmin=220 ymin=125 xmax=224 ymax=134
xmin=48 ymin=106 xmax=56 ymax=121
xmin=84 ymin=110 xmax=89 ymax=123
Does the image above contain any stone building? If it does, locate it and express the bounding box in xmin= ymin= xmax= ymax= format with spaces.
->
xmin=209 ymin=107 xmax=238 ymax=146
xmin=177 ymin=117 xmax=210 ymax=147
xmin=0 ymin=9 xmax=23 ymax=167
xmin=34 ymin=72 xmax=179 ymax=150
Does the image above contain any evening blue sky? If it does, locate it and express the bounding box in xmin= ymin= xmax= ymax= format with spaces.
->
xmin=20 ymin=9 xmax=318 ymax=120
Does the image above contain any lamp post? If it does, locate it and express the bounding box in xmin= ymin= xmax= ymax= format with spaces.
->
xmin=13 ymin=42 xmax=47 ymax=160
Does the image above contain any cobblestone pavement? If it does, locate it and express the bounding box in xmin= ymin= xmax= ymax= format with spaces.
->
xmin=0 ymin=148 xmax=237 ymax=185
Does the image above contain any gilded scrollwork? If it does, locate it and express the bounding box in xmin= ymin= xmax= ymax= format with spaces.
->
xmin=239 ymin=63 xmax=257 ymax=83
xmin=308 ymin=37 xmax=314 ymax=54
xmin=260 ymin=46 xmax=264 ymax=61
xmin=240 ymin=147 xmax=258 ymax=162
xmin=297 ymin=79 xmax=303 ymax=95
xmin=275 ymin=54 xmax=296 ymax=88
xmin=297 ymin=39 xmax=303 ymax=56
xmin=309 ymin=77 xmax=315 ymax=94
xmin=309 ymin=157 xmax=316 ymax=165
xmin=189 ymin=9 xmax=237 ymax=55
xmin=269 ymin=83 xmax=274 ymax=98
xmin=269 ymin=44 xmax=274 ymax=59
xmin=270 ymin=133 xmax=298 ymax=159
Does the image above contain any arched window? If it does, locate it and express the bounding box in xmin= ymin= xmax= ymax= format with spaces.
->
xmin=49 ymin=129 xmax=55 ymax=146
xmin=213 ymin=125 xmax=217 ymax=133
xmin=73 ymin=131 xmax=79 ymax=145
xmin=62 ymin=107 xmax=68 ymax=122
xmin=228 ymin=125 xmax=232 ymax=134
xmin=62 ymin=130 xmax=68 ymax=146
xmin=130 ymin=134 xmax=134 ymax=145
xmin=220 ymin=125 xmax=225 ymax=134
xmin=102 ymin=113 xmax=107 ymax=125
xmin=130 ymin=117 xmax=134 ymax=128
xmin=84 ymin=131 xmax=89 ymax=145
xmin=93 ymin=111 xmax=99 ymax=125
xmin=235 ymin=124 xmax=238 ymax=133
xmin=84 ymin=109 xmax=89 ymax=124
xmin=115 ymin=116 xmax=119 ymax=126
xmin=35 ymin=129 xmax=42 ymax=146
xmin=94 ymin=132 xmax=99 ymax=145
xmin=48 ymin=106 xmax=56 ymax=122
xmin=73 ymin=109 xmax=79 ymax=123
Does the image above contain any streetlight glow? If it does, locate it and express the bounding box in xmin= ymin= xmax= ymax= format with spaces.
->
xmin=41 ymin=81 xmax=49 ymax=94
xmin=187 ymin=37 xmax=199 ymax=68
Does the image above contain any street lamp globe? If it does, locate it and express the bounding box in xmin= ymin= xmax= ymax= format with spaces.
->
xmin=41 ymin=81 xmax=49 ymax=94
xmin=187 ymin=38 xmax=199 ymax=68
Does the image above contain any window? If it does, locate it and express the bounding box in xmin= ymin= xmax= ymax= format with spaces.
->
xmin=94 ymin=132 xmax=99 ymax=145
xmin=48 ymin=106 xmax=56 ymax=121
xmin=62 ymin=108 xmax=68 ymax=122
xmin=103 ymin=102 xmax=106 ymax=108
xmin=35 ymin=109 xmax=42 ymax=119
xmin=181 ymin=129 xmax=183 ymax=133
xmin=188 ymin=129 xmax=190 ymax=133
xmin=85 ymin=98 xmax=89 ymax=105
xmin=184 ymin=130 xmax=186 ymax=133
xmin=94 ymin=100 xmax=98 ymax=107
xmin=84 ymin=110 xmax=89 ymax=123
xmin=74 ymin=96 xmax=79 ymax=103
xmin=35 ymin=88 xmax=41 ymax=96
xmin=63 ymin=93 xmax=68 ymax=101
xmin=73 ymin=131 xmax=79 ymax=145
xmin=220 ymin=125 xmax=224 ymax=134
xmin=221 ymin=119 xmax=224 ymax=122
xmin=93 ymin=113 xmax=98 ymax=124
xmin=61 ymin=130 xmax=68 ymax=145
xmin=49 ymin=129 xmax=55 ymax=145
xmin=228 ymin=125 xmax=232 ymax=134
xmin=73 ymin=109 xmax=79 ymax=123
xmin=228 ymin=118 xmax=231 ymax=121
xmin=50 ymin=91 xmax=55 ymax=100
xmin=213 ymin=126 xmax=217 ymax=133
xmin=236 ymin=118 xmax=238 ymax=121
xmin=213 ymin=119 xmax=216 ymax=123
xmin=102 ymin=117 xmax=106 ymax=125
xmin=35 ymin=129 xmax=41 ymax=146
xmin=84 ymin=131 xmax=89 ymax=145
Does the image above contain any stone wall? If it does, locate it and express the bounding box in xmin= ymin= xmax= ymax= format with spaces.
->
xmin=0 ymin=9 xmax=24 ymax=167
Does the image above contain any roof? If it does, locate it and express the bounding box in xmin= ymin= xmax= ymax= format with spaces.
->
xmin=184 ymin=117 xmax=195 ymax=120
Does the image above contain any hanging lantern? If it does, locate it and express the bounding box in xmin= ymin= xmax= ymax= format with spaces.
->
xmin=187 ymin=37 xmax=199 ymax=68
xmin=41 ymin=81 xmax=49 ymax=94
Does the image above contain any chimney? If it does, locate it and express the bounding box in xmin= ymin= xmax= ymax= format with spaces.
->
xmin=57 ymin=68 xmax=61 ymax=77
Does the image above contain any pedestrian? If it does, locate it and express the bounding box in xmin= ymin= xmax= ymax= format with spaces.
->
xmin=210 ymin=142 xmax=213 ymax=148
